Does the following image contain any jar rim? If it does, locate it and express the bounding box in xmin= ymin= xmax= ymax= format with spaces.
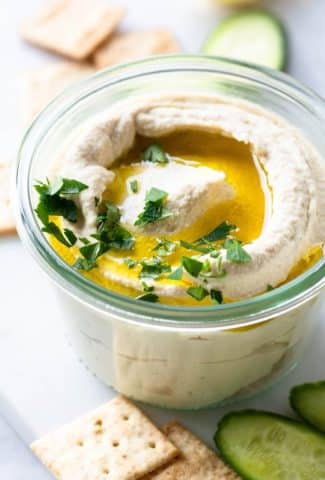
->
xmin=15 ymin=54 xmax=325 ymax=330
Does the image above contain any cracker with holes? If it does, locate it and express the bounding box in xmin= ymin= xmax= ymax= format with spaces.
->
xmin=22 ymin=61 xmax=94 ymax=125
xmin=0 ymin=162 xmax=15 ymax=235
xmin=93 ymin=29 xmax=180 ymax=69
xmin=144 ymin=422 xmax=239 ymax=480
xmin=21 ymin=0 xmax=124 ymax=60
xmin=30 ymin=396 xmax=179 ymax=480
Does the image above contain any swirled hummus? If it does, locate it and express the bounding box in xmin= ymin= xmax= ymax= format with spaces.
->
xmin=37 ymin=95 xmax=325 ymax=305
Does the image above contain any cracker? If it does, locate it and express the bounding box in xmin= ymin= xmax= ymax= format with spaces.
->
xmin=21 ymin=0 xmax=124 ymax=60
xmin=0 ymin=162 xmax=15 ymax=235
xmin=93 ymin=29 xmax=180 ymax=69
xmin=30 ymin=396 xmax=179 ymax=480
xmin=144 ymin=422 xmax=239 ymax=480
xmin=22 ymin=61 xmax=94 ymax=124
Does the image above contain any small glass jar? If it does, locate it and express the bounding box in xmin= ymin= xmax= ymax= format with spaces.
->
xmin=15 ymin=55 xmax=325 ymax=409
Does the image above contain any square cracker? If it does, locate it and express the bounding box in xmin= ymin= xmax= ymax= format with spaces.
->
xmin=143 ymin=421 xmax=239 ymax=480
xmin=30 ymin=396 xmax=179 ymax=480
xmin=21 ymin=0 xmax=124 ymax=60
xmin=22 ymin=61 xmax=94 ymax=125
xmin=93 ymin=29 xmax=180 ymax=69
xmin=0 ymin=162 xmax=15 ymax=235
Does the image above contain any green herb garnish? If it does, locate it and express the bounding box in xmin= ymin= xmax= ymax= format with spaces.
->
xmin=152 ymin=238 xmax=177 ymax=257
xmin=42 ymin=223 xmax=77 ymax=247
xmin=79 ymin=237 xmax=90 ymax=245
xmin=197 ymin=221 xmax=236 ymax=244
xmin=34 ymin=177 xmax=88 ymax=245
xmin=224 ymin=238 xmax=251 ymax=263
xmin=134 ymin=187 xmax=173 ymax=227
xmin=35 ymin=177 xmax=88 ymax=197
xmin=168 ymin=266 xmax=183 ymax=280
xmin=179 ymin=240 xmax=213 ymax=254
xmin=124 ymin=258 xmax=137 ymax=269
xmin=210 ymin=289 xmax=223 ymax=304
xmin=182 ymin=256 xmax=203 ymax=277
xmin=142 ymin=144 xmax=168 ymax=164
xmin=139 ymin=256 xmax=171 ymax=279
xmin=187 ymin=286 xmax=209 ymax=301
xmin=75 ymin=202 xmax=134 ymax=271
xmin=142 ymin=281 xmax=154 ymax=292
xmin=267 ymin=284 xmax=274 ymax=292
xmin=136 ymin=292 xmax=159 ymax=302
xmin=130 ymin=179 xmax=139 ymax=193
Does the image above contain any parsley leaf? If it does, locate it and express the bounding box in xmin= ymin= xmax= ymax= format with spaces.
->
xmin=187 ymin=286 xmax=209 ymax=301
xmin=142 ymin=281 xmax=154 ymax=292
xmin=134 ymin=187 xmax=173 ymax=227
xmin=197 ymin=221 xmax=237 ymax=243
xmin=130 ymin=179 xmax=139 ymax=193
xmin=96 ymin=202 xmax=121 ymax=232
xmin=42 ymin=223 xmax=77 ymax=247
xmin=139 ymin=257 xmax=171 ymax=279
xmin=168 ymin=266 xmax=183 ymax=280
xmin=35 ymin=177 xmax=88 ymax=196
xmin=179 ymin=240 xmax=213 ymax=254
xmin=73 ymin=257 xmax=97 ymax=272
xmin=210 ymin=289 xmax=223 ymax=304
xmin=35 ymin=193 xmax=78 ymax=224
xmin=95 ymin=202 xmax=135 ymax=251
xmin=142 ymin=144 xmax=168 ymax=164
xmin=145 ymin=187 xmax=167 ymax=203
xmin=224 ymin=238 xmax=251 ymax=263
xmin=152 ymin=238 xmax=176 ymax=257
xmin=182 ymin=256 xmax=203 ymax=277
xmin=136 ymin=292 xmax=159 ymax=302
xmin=124 ymin=258 xmax=137 ymax=269
xmin=267 ymin=284 xmax=274 ymax=292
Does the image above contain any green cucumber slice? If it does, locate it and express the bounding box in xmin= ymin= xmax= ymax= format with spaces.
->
xmin=215 ymin=410 xmax=325 ymax=479
xmin=202 ymin=10 xmax=287 ymax=70
xmin=290 ymin=381 xmax=325 ymax=433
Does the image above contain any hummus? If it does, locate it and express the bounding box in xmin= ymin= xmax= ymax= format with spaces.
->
xmin=46 ymin=95 xmax=325 ymax=304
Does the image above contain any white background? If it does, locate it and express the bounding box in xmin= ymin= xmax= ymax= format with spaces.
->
xmin=0 ymin=0 xmax=325 ymax=478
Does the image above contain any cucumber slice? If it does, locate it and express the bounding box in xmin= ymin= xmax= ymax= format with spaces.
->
xmin=202 ymin=10 xmax=287 ymax=70
xmin=215 ymin=410 xmax=325 ymax=479
xmin=290 ymin=381 xmax=325 ymax=433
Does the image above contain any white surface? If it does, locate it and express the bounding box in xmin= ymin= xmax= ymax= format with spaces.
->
xmin=1 ymin=0 xmax=325 ymax=478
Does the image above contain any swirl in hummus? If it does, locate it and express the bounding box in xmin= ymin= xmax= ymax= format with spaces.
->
xmin=36 ymin=95 xmax=325 ymax=305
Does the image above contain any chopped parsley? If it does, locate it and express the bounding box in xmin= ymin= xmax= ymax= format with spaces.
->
xmin=187 ymin=286 xmax=209 ymax=301
xmin=152 ymin=238 xmax=177 ymax=257
xmin=35 ymin=177 xmax=88 ymax=197
xmin=179 ymin=240 xmax=213 ymax=254
xmin=124 ymin=258 xmax=137 ymax=269
xmin=75 ymin=202 xmax=135 ymax=271
xmin=168 ymin=266 xmax=183 ymax=281
xmin=130 ymin=179 xmax=139 ymax=193
xmin=224 ymin=238 xmax=251 ymax=263
xmin=134 ymin=187 xmax=173 ymax=227
xmin=42 ymin=223 xmax=77 ymax=248
xmin=141 ymin=281 xmax=154 ymax=292
xmin=142 ymin=144 xmax=168 ymax=164
xmin=267 ymin=284 xmax=274 ymax=292
xmin=34 ymin=177 xmax=88 ymax=246
xmin=182 ymin=256 xmax=203 ymax=277
xmin=136 ymin=292 xmax=159 ymax=302
xmin=139 ymin=256 xmax=171 ymax=279
xmin=196 ymin=221 xmax=237 ymax=244
xmin=210 ymin=289 xmax=223 ymax=304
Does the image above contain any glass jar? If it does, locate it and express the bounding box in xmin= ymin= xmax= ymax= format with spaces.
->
xmin=15 ymin=55 xmax=325 ymax=409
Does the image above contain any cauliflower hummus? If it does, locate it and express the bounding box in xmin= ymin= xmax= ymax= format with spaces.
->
xmin=35 ymin=95 xmax=325 ymax=306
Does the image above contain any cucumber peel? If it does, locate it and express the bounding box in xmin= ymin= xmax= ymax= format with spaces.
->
xmin=215 ymin=410 xmax=325 ymax=479
xmin=202 ymin=10 xmax=287 ymax=71
xmin=290 ymin=381 xmax=325 ymax=433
